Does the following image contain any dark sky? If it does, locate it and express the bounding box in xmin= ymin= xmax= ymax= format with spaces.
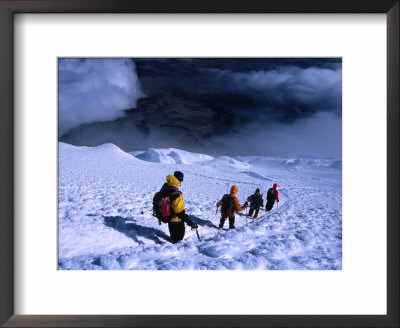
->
xmin=58 ymin=58 xmax=342 ymax=158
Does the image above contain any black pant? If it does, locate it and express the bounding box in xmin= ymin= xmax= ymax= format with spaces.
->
xmin=248 ymin=207 xmax=260 ymax=217
xmin=168 ymin=221 xmax=185 ymax=243
xmin=265 ymin=201 xmax=274 ymax=211
xmin=219 ymin=216 xmax=235 ymax=229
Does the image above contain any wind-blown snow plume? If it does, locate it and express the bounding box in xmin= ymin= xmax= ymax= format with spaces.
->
xmin=58 ymin=58 xmax=143 ymax=136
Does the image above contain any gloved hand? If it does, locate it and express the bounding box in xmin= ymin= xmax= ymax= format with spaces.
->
xmin=277 ymin=200 xmax=280 ymax=203
xmin=244 ymin=201 xmax=248 ymax=207
xmin=188 ymin=221 xmax=198 ymax=229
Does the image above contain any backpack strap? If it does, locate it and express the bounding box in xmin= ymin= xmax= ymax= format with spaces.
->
xmin=169 ymin=191 xmax=180 ymax=202
xmin=168 ymin=189 xmax=182 ymax=217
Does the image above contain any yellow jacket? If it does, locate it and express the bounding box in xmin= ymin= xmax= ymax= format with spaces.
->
xmin=165 ymin=175 xmax=185 ymax=223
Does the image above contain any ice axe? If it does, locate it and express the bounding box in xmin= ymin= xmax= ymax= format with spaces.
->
xmin=191 ymin=224 xmax=201 ymax=240
xmin=189 ymin=216 xmax=201 ymax=240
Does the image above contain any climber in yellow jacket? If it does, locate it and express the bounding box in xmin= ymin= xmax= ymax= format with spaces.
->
xmin=156 ymin=171 xmax=197 ymax=243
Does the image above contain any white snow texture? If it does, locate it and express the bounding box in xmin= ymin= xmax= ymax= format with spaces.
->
xmin=59 ymin=143 xmax=342 ymax=270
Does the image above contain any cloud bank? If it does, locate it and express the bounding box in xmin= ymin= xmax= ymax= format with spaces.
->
xmin=58 ymin=58 xmax=143 ymax=136
xmin=214 ymin=66 xmax=342 ymax=117
xmin=139 ymin=62 xmax=342 ymax=124
xmin=59 ymin=58 xmax=342 ymax=158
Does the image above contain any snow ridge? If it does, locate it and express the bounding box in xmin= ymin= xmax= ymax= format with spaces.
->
xmin=132 ymin=148 xmax=214 ymax=164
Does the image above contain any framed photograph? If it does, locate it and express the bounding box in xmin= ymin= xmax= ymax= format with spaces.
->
xmin=0 ymin=1 xmax=398 ymax=327
xmin=57 ymin=56 xmax=343 ymax=271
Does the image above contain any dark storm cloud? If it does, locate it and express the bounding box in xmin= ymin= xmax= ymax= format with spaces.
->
xmin=60 ymin=58 xmax=342 ymax=157
xmin=135 ymin=58 xmax=342 ymax=125
xmin=203 ymin=65 xmax=341 ymax=121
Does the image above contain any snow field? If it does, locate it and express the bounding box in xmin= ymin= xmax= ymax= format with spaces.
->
xmin=58 ymin=142 xmax=342 ymax=270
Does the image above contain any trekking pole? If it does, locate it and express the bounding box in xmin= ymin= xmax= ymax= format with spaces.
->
xmin=277 ymin=202 xmax=279 ymax=214
xmin=140 ymin=209 xmax=152 ymax=215
xmin=215 ymin=205 xmax=218 ymax=215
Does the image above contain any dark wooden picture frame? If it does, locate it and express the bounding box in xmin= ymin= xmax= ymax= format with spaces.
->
xmin=0 ymin=1 xmax=398 ymax=327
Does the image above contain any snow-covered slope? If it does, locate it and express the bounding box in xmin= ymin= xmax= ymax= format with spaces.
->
xmin=59 ymin=142 xmax=342 ymax=270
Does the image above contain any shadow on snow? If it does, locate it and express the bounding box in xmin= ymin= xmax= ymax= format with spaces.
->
xmin=103 ymin=216 xmax=170 ymax=245
xmin=188 ymin=215 xmax=219 ymax=229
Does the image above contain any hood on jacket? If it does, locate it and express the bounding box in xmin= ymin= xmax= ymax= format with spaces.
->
xmin=166 ymin=175 xmax=181 ymax=188
xmin=273 ymin=183 xmax=278 ymax=190
xmin=230 ymin=185 xmax=238 ymax=196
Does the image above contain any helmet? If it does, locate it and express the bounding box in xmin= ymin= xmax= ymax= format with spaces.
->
xmin=174 ymin=171 xmax=184 ymax=182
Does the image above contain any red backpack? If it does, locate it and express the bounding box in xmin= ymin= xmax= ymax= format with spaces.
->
xmin=152 ymin=190 xmax=179 ymax=223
